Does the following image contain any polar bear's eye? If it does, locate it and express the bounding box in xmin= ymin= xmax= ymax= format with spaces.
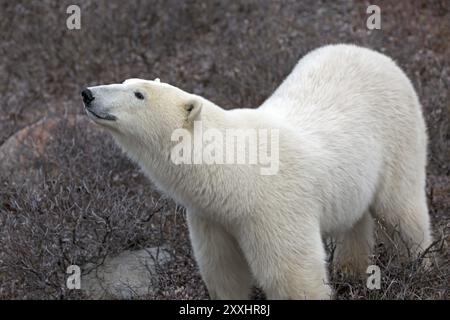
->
xmin=134 ymin=92 xmax=144 ymax=100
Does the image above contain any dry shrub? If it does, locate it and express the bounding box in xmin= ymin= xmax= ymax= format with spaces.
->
xmin=0 ymin=0 xmax=448 ymax=299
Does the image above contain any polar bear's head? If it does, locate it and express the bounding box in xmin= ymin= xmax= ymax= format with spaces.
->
xmin=81 ymin=78 xmax=203 ymax=150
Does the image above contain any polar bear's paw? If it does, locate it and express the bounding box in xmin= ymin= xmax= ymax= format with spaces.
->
xmin=335 ymin=259 xmax=369 ymax=279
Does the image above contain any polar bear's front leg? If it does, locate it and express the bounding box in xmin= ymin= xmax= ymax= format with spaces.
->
xmin=187 ymin=212 xmax=253 ymax=300
xmin=334 ymin=212 xmax=375 ymax=277
xmin=238 ymin=216 xmax=332 ymax=300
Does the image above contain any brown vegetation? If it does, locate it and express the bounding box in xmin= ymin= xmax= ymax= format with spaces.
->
xmin=0 ymin=0 xmax=448 ymax=299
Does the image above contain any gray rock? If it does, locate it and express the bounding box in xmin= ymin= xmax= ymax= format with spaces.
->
xmin=82 ymin=247 xmax=171 ymax=299
xmin=0 ymin=115 xmax=101 ymax=187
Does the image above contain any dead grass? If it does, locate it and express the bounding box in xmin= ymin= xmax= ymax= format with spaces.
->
xmin=0 ymin=0 xmax=448 ymax=299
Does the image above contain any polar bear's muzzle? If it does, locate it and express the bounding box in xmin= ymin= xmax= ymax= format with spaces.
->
xmin=81 ymin=88 xmax=117 ymax=121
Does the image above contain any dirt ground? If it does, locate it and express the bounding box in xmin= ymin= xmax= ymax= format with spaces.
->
xmin=0 ymin=0 xmax=448 ymax=299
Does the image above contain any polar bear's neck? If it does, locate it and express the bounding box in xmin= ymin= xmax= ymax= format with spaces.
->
xmin=117 ymin=103 xmax=270 ymax=220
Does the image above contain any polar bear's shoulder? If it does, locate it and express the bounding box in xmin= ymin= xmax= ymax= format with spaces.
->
xmin=259 ymin=44 xmax=407 ymax=118
xmin=302 ymin=44 xmax=395 ymax=64
xmin=292 ymin=44 xmax=398 ymax=81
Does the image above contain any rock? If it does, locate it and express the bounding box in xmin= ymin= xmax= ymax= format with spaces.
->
xmin=0 ymin=115 xmax=102 ymax=187
xmin=82 ymin=247 xmax=171 ymax=299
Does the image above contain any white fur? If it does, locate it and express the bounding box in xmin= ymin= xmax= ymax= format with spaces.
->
xmin=86 ymin=44 xmax=432 ymax=299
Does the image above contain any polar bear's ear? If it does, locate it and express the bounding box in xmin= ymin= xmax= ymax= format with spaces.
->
xmin=184 ymin=99 xmax=202 ymax=124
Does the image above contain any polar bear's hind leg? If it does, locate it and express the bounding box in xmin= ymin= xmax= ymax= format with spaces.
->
xmin=373 ymin=183 xmax=432 ymax=259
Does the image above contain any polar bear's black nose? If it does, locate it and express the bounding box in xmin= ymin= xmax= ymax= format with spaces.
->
xmin=81 ymin=88 xmax=95 ymax=105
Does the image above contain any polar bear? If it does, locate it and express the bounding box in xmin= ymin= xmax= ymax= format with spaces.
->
xmin=81 ymin=44 xmax=432 ymax=299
